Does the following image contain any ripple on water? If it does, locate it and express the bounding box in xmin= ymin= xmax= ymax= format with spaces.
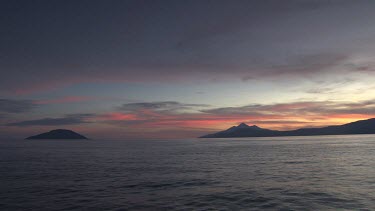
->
xmin=1 ymin=137 xmax=375 ymax=210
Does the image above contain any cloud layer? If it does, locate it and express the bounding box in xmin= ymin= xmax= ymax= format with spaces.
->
xmin=0 ymin=99 xmax=36 ymax=113
xmin=2 ymin=1 xmax=375 ymax=139
xmin=99 ymin=100 xmax=375 ymax=131
xmin=6 ymin=114 xmax=93 ymax=127
xmin=4 ymin=98 xmax=375 ymax=138
xmin=2 ymin=1 xmax=375 ymax=93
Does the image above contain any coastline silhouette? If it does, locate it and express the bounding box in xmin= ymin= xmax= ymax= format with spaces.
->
xmin=26 ymin=129 xmax=88 ymax=140
xmin=200 ymin=118 xmax=375 ymax=138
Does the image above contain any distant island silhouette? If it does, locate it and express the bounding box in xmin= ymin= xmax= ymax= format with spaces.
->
xmin=200 ymin=118 xmax=375 ymax=138
xmin=26 ymin=129 xmax=88 ymax=140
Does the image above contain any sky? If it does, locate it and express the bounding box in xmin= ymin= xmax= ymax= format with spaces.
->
xmin=2 ymin=0 xmax=375 ymax=139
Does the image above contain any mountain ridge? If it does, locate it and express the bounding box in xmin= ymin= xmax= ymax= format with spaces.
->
xmin=200 ymin=118 xmax=375 ymax=138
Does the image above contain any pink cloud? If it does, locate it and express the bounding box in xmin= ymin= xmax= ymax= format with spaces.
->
xmin=95 ymin=112 xmax=140 ymax=121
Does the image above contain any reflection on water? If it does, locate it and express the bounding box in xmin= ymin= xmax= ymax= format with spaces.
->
xmin=1 ymin=135 xmax=375 ymax=210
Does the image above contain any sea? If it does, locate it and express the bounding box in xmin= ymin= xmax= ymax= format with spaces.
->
xmin=1 ymin=135 xmax=375 ymax=210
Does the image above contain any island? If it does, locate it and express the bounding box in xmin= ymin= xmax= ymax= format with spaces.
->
xmin=200 ymin=118 xmax=375 ymax=138
xmin=26 ymin=129 xmax=88 ymax=140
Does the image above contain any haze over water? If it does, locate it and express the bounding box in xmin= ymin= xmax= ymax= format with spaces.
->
xmin=2 ymin=135 xmax=375 ymax=210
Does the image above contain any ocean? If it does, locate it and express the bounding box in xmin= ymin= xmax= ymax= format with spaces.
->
xmin=1 ymin=135 xmax=375 ymax=210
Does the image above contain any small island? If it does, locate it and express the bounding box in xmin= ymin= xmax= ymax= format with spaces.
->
xmin=26 ymin=129 xmax=88 ymax=140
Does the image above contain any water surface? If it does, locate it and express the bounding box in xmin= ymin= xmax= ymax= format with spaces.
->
xmin=1 ymin=135 xmax=375 ymax=210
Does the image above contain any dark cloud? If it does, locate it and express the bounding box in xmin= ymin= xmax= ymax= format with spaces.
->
xmin=348 ymin=62 xmax=375 ymax=72
xmin=0 ymin=99 xmax=36 ymax=113
xmin=303 ymin=78 xmax=357 ymax=94
xmin=64 ymin=113 xmax=94 ymax=119
xmin=305 ymin=87 xmax=335 ymax=94
xmin=6 ymin=114 xmax=93 ymax=127
xmin=269 ymin=54 xmax=348 ymax=77
xmin=119 ymin=101 xmax=208 ymax=113
xmin=240 ymin=53 xmax=350 ymax=82
xmin=1 ymin=0 xmax=375 ymax=93
xmin=201 ymin=100 xmax=375 ymax=117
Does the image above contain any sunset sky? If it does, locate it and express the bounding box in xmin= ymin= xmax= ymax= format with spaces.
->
xmin=2 ymin=0 xmax=375 ymax=139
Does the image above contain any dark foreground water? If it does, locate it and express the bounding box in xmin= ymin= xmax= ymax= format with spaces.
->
xmin=1 ymin=135 xmax=375 ymax=210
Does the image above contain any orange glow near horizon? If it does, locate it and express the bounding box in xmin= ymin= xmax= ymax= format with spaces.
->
xmin=94 ymin=110 xmax=375 ymax=132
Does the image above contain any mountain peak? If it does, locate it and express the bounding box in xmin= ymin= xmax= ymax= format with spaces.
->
xmin=249 ymin=125 xmax=260 ymax=128
xmin=26 ymin=129 xmax=88 ymax=140
xmin=237 ymin=123 xmax=261 ymax=129
xmin=237 ymin=123 xmax=250 ymax=128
